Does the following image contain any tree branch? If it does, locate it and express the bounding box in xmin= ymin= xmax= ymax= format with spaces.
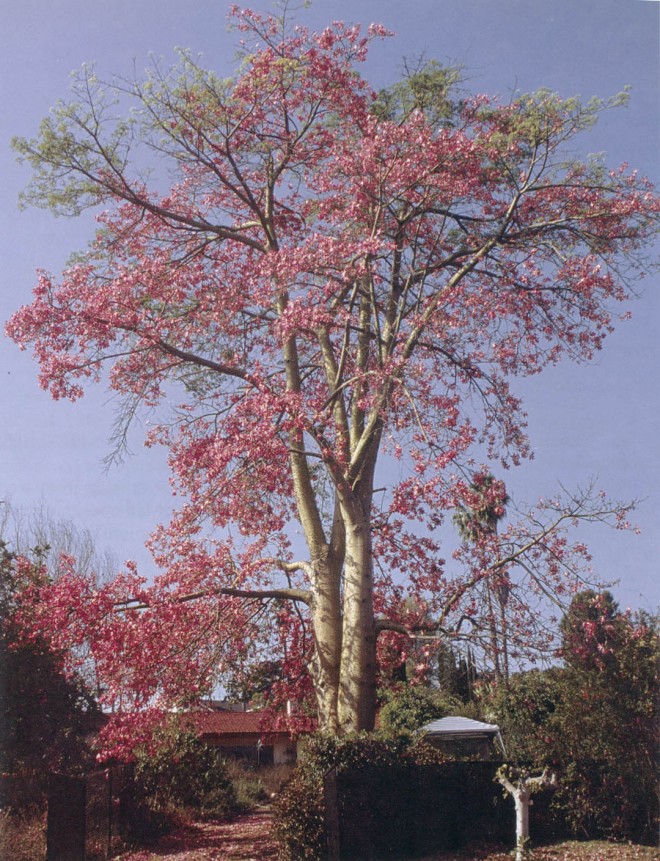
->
xmin=115 ymin=584 xmax=312 ymax=612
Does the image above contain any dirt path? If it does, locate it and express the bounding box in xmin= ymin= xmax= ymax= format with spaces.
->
xmin=116 ymin=808 xmax=278 ymax=861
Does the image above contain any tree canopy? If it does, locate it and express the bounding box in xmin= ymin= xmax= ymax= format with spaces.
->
xmin=6 ymin=7 xmax=658 ymax=752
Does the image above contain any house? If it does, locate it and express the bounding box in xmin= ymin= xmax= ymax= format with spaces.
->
xmin=192 ymin=707 xmax=300 ymax=765
xmin=419 ymin=716 xmax=506 ymax=760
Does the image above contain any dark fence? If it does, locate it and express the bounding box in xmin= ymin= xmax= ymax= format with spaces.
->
xmin=323 ymin=761 xmax=558 ymax=861
xmin=46 ymin=766 xmax=135 ymax=861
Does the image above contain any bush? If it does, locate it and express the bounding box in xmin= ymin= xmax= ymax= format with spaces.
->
xmin=274 ymin=769 xmax=326 ymax=861
xmin=274 ymin=733 xmax=448 ymax=861
xmin=483 ymin=604 xmax=659 ymax=845
xmin=378 ymin=685 xmax=462 ymax=736
xmin=131 ymin=725 xmax=236 ymax=838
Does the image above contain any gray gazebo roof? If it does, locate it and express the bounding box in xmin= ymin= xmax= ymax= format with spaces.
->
xmin=420 ymin=716 xmax=506 ymax=754
xmin=421 ymin=716 xmax=501 ymax=737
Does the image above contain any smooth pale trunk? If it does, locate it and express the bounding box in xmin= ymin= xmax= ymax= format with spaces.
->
xmin=337 ymin=516 xmax=376 ymax=733
xmin=309 ymin=560 xmax=342 ymax=735
xmin=513 ymin=787 xmax=531 ymax=861
xmin=498 ymin=770 xmax=553 ymax=861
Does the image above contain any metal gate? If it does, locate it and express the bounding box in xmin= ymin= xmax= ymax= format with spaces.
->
xmin=46 ymin=767 xmax=133 ymax=861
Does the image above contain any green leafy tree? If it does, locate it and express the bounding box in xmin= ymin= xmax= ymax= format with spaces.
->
xmin=554 ymin=594 xmax=659 ymax=842
xmin=379 ymin=685 xmax=461 ymax=735
xmin=484 ymin=668 xmax=563 ymax=763
xmin=486 ymin=594 xmax=659 ymax=843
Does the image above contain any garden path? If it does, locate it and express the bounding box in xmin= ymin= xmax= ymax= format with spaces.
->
xmin=116 ymin=808 xmax=278 ymax=861
xmin=114 ymin=816 xmax=659 ymax=861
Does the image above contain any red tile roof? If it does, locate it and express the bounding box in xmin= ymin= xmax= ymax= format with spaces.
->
xmin=190 ymin=710 xmax=286 ymax=737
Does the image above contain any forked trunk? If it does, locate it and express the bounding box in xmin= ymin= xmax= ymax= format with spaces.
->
xmin=497 ymin=768 xmax=555 ymax=861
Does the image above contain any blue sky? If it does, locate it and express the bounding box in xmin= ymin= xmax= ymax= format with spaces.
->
xmin=0 ymin=0 xmax=658 ymax=611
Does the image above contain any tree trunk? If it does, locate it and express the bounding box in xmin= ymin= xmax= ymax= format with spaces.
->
xmin=497 ymin=768 xmax=554 ymax=861
xmin=498 ymin=594 xmax=510 ymax=681
xmin=486 ymin=581 xmax=503 ymax=680
xmin=309 ymin=558 xmax=343 ymax=735
xmin=337 ymin=513 xmax=377 ymax=733
xmin=513 ymin=787 xmax=531 ymax=861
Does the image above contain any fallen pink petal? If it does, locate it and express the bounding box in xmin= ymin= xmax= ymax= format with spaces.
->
xmin=117 ymin=810 xmax=278 ymax=861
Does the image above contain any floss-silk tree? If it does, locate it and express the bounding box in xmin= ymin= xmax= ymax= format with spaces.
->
xmin=7 ymin=8 xmax=658 ymax=754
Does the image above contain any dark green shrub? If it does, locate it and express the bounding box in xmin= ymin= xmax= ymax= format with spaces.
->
xmin=274 ymin=733 xmax=449 ymax=861
xmin=273 ymin=769 xmax=326 ymax=861
xmin=0 ymin=542 xmax=99 ymax=788
xmin=131 ymin=725 xmax=236 ymax=837
xmin=378 ymin=685 xmax=462 ymax=735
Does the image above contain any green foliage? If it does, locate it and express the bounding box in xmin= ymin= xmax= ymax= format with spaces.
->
xmin=485 ymin=669 xmax=563 ymax=763
xmin=299 ymin=731 xmax=439 ymax=778
xmin=372 ymin=59 xmax=463 ymax=128
xmin=484 ymin=597 xmax=659 ymax=844
xmin=475 ymin=89 xmax=629 ymax=158
xmin=132 ymin=723 xmax=236 ymax=832
xmin=274 ymin=733 xmax=447 ymax=860
xmin=274 ymin=769 xmax=326 ymax=861
xmin=11 ymin=68 xmax=134 ymax=217
xmin=378 ymin=685 xmax=461 ymax=735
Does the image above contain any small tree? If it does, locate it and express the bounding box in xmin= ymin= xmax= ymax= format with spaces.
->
xmin=497 ymin=765 xmax=555 ymax=861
